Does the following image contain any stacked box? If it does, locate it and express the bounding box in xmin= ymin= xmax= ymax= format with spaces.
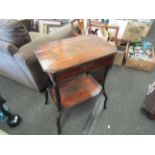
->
xmin=125 ymin=42 xmax=155 ymax=72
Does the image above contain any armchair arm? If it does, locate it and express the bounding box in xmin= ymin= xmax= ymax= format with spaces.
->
xmin=15 ymin=23 xmax=77 ymax=60
xmin=0 ymin=40 xmax=18 ymax=56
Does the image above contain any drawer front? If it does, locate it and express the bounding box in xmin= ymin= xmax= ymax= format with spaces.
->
xmin=55 ymin=54 xmax=114 ymax=82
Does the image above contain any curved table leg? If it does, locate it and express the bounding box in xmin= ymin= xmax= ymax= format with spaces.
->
xmin=102 ymin=91 xmax=108 ymax=109
xmin=57 ymin=111 xmax=62 ymax=134
xmin=44 ymin=77 xmax=53 ymax=105
xmin=45 ymin=89 xmax=49 ymax=105
xmin=100 ymin=65 xmax=110 ymax=109
xmin=52 ymin=74 xmax=63 ymax=135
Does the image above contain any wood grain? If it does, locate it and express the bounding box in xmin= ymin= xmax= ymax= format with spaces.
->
xmin=35 ymin=35 xmax=117 ymax=74
xmin=50 ymin=74 xmax=102 ymax=108
xmin=55 ymin=54 xmax=114 ymax=82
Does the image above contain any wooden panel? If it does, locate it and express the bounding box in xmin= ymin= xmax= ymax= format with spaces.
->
xmin=35 ymin=35 xmax=117 ymax=73
xmin=49 ymin=74 xmax=102 ymax=108
xmin=55 ymin=54 xmax=114 ymax=82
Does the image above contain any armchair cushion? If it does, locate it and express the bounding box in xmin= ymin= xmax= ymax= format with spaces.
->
xmin=0 ymin=40 xmax=18 ymax=55
xmin=0 ymin=19 xmax=31 ymax=47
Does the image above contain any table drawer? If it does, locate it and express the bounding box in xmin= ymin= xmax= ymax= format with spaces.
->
xmin=55 ymin=54 xmax=115 ymax=82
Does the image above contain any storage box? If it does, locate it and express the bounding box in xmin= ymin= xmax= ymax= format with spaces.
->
xmin=125 ymin=42 xmax=155 ymax=72
xmin=109 ymin=20 xmax=151 ymax=42
xmin=113 ymin=46 xmax=126 ymax=66
xmin=123 ymin=21 xmax=151 ymax=41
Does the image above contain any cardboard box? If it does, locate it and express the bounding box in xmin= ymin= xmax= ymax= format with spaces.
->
xmin=113 ymin=46 xmax=126 ymax=66
xmin=123 ymin=22 xmax=151 ymax=40
xmin=125 ymin=42 xmax=155 ymax=72
xmin=109 ymin=20 xmax=151 ymax=42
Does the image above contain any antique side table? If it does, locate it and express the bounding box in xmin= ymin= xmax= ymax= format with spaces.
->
xmin=35 ymin=35 xmax=117 ymax=134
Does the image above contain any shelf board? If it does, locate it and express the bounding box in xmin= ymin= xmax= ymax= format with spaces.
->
xmin=49 ymin=74 xmax=102 ymax=108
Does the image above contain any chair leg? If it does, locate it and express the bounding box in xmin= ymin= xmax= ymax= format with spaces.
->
xmin=102 ymin=91 xmax=108 ymax=109
xmin=100 ymin=66 xmax=110 ymax=110
xmin=57 ymin=111 xmax=62 ymax=134
xmin=49 ymin=74 xmax=62 ymax=134
xmin=45 ymin=88 xmax=49 ymax=105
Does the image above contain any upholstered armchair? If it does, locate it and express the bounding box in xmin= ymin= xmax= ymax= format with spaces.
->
xmin=0 ymin=20 xmax=78 ymax=91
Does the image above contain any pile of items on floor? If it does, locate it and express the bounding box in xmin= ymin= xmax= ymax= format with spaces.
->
xmin=104 ymin=19 xmax=155 ymax=72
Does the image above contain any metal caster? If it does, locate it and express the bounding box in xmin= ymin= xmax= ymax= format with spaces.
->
xmin=7 ymin=114 xmax=21 ymax=127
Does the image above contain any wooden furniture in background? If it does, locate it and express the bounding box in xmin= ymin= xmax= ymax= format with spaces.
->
xmin=88 ymin=19 xmax=119 ymax=46
xmin=35 ymin=35 xmax=117 ymax=134
xmin=71 ymin=19 xmax=85 ymax=36
xmin=71 ymin=19 xmax=119 ymax=46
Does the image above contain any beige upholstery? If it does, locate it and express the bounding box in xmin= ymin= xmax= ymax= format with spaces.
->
xmin=0 ymin=23 xmax=78 ymax=91
xmin=29 ymin=32 xmax=48 ymax=41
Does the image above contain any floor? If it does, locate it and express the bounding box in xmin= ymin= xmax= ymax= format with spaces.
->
xmin=0 ymin=22 xmax=155 ymax=135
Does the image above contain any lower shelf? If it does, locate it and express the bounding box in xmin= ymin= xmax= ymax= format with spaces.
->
xmin=49 ymin=74 xmax=102 ymax=108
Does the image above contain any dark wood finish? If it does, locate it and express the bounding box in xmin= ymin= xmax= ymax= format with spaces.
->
xmin=35 ymin=35 xmax=117 ymax=74
xmin=71 ymin=19 xmax=84 ymax=35
xmin=55 ymin=54 xmax=114 ymax=82
xmin=50 ymin=74 xmax=102 ymax=108
xmin=35 ymin=35 xmax=117 ymax=134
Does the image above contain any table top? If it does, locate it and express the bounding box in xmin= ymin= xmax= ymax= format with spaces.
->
xmin=35 ymin=35 xmax=117 ymax=74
